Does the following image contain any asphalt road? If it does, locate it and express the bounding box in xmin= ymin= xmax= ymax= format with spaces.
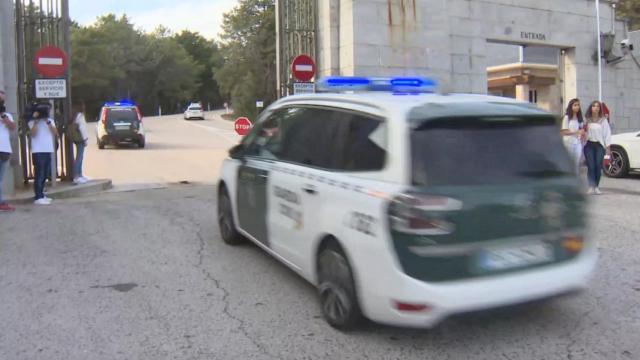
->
xmin=1 ymin=179 xmax=639 ymax=360
xmin=84 ymin=110 xmax=241 ymax=187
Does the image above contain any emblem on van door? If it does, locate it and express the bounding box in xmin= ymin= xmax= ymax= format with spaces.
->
xmin=510 ymin=193 xmax=538 ymax=220
xmin=540 ymin=192 xmax=566 ymax=228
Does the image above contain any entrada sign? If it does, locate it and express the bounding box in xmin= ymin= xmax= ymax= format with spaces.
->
xmin=521 ymin=32 xmax=547 ymax=41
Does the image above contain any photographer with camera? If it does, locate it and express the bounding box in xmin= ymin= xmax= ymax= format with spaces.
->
xmin=28 ymin=103 xmax=58 ymax=205
xmin=0 ymin=90 xmax=17 ymax=212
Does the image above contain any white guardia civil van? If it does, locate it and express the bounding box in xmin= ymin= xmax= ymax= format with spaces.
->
xmin=216 ymin=77 xmax=597 ymax=330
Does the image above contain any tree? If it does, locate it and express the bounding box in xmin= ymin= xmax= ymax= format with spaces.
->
xmin=70 ymin=15 xmax=201 ymax=117
xmin=174 ymin=31 xmax=224 ymax=110
xmin=618 ymin=0 xmax=640 ymax=30
xmin=215 ymin=0 xmax=277 ymax=120
xmin=71 ymin=15 xmax=144 ymax=117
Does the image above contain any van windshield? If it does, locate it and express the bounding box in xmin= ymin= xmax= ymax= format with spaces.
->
xmin=411 ymin=116 xmax=574 ymax=186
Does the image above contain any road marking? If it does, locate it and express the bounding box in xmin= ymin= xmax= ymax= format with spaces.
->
xmin=184 ymin=121 xmax=240 ymax=143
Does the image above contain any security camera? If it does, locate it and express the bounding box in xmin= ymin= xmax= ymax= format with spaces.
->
xmin=621 ymin=39 xmax=634 ymax=55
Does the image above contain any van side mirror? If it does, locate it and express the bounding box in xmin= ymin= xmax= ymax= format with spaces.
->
xmin=229 ymin=143 xmax=245 ymax=159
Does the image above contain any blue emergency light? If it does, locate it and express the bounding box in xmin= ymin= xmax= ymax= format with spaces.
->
xmin=104 ymin=100 xmax=136 ymax=107
xmin=317 ymin=76 xmax=438 ymax=93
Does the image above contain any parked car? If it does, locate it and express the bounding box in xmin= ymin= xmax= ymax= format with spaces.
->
xmin=96 ymin=101 xmax=145 ymax=149
xmin=216 ymin=76 xmax=596 ymax=330
xmin=184 ymin=103 xmax=204 ymax=120
xmin=604 ymin=130 xmax=640 ymax=177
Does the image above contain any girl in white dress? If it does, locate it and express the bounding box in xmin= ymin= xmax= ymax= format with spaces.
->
xmin=560 ymin=98 xmax=585 ymax=176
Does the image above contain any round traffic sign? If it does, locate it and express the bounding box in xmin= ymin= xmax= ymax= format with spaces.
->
xmin=34 ymin=46 xmax=68 ymax=78
xmin=291 ymin=54 xmax=316 ymax=82
xmin=234 ymin=117 xmax=253 ymax=136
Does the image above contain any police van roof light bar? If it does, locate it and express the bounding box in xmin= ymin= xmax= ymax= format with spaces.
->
xmin=317 ymin=76 xmax=438 ymax=93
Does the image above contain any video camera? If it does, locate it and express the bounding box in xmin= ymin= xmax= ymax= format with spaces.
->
xmin=26 ymin=102 xmax=51 ymax=120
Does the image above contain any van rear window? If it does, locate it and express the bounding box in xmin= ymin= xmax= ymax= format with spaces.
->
xmin=411 ymin=116 xmax=574 ymax=186
xmin=106 ymin=108 xmax=138 ymax=122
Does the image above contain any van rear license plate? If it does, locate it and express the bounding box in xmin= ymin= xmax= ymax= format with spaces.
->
xmin=479 ymin=242 xmax=553 ymax=271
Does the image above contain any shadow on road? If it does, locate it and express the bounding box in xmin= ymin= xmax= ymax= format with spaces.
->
xmin=99 ymin=142 xmax=195 ymax=151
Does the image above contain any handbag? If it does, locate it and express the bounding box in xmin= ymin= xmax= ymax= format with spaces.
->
xmin=66 ymin=122 xmax=83 ymax=143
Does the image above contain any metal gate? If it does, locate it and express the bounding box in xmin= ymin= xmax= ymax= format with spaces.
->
xmin=276 ymin=0 xmax=317 ymax=98
xmin=15 ymin=0 xmax=73 ymax=182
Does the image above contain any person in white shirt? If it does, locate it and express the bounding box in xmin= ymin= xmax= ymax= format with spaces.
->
xmin=0 ymin=90 xmax=17 ymax=212
xmin=70 ymin=102 xmax=90 ymax=184
xmin=583 ymin=100 xmax=612 ymax=195
xmin=28 ymin=105 xmax=58 ymax=205
xmin=560 ymin=98 xmax=585 ymax=176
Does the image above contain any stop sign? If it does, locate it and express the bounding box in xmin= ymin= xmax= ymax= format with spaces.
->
xmin=34 ymin=46 xmax=68 ymax=78
xmin=291 ymin=54 xmax=316 ymax=82
xmin=234 ymin=117 xmax=253 ymax=136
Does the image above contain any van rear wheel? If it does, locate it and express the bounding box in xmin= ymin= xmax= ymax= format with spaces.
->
xmin=317 ymin=243 xmax=362 ymax=330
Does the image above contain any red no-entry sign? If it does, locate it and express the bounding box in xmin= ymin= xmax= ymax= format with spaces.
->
xmin=291 ymin=55 xmax=316 ymax=82
xmin=234 ymin=117 xmax=253 ymax=136
xmin=34 ymin=46 xmax=68 ymax=78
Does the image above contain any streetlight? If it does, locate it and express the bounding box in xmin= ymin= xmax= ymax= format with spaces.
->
xmin=596 ymin=0 xmax=603 ymax=102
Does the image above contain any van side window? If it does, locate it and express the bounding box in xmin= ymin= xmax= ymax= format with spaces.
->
xmin=247 ymin=106 xmax=386 ymax=172
xmin=278 ymin=108 xmax=344 ymax=168
xmin=339 ymin=114 xmax=387 ymax=171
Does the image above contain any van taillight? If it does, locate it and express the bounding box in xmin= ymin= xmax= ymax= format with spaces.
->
xmin=135 ymin=106 xmax=142 ymax=122
xmin=100 ymin=108 xmax=108 ymax=124
xmin=389 ymin=193 xmax=461 ymax=235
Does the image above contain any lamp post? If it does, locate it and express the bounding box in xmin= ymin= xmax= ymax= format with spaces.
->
xmin=61 ymin=0 xmax=74 ymax=180
xmin=596 ymin=0 xmax=603 ymax=102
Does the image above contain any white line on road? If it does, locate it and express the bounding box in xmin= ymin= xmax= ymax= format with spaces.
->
xmin=184 ymin=121 xmax=240 ymax=143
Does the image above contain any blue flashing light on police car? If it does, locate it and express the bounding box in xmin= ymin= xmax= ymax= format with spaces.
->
xmin=104 ymin=99 xmax=136 ymax=107
xmin=317 ymin=76 xmax=438 ymax=93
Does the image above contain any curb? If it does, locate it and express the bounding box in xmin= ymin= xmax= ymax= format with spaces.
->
xmin=7 ymin=179 xmax=113 ymax=205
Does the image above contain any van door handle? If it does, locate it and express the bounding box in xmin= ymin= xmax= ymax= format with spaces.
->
xmin=302 ymin=184 xmax=317 ymax=195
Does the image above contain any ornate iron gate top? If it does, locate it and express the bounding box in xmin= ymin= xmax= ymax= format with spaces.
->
xmin=276 ymin=0 xmax=317 ymax=98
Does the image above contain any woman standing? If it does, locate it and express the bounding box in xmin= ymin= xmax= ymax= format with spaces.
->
xmin=583 ymin=101 xmax=612 ymax=195
xmin=70 ymin=102 xmax=89 ymax=184
xmin=561 ymin=98 xmax=585 ymax=175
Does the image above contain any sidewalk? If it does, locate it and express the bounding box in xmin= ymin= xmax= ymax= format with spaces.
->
xmin=6 ymin=179 xmax=113 ymax=205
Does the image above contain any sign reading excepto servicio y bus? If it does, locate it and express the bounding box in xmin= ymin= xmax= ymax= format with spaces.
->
xmin=293 ymin=82 xmax=315 ymax=95
xmin=35 ymin=79 xmax=67 ymax=99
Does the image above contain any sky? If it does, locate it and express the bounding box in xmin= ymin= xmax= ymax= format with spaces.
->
xmin=69 ymin=0 xmax=238 ymax=40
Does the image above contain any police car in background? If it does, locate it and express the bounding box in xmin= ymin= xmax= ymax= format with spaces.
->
xmin=96 ymin=101 xmax=145 ymax=149
xmin=216 ymin=77 xmax=597 ymax=330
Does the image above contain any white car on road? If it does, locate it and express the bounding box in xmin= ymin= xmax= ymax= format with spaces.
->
xmin=605 ymin=130 xmax=640 ymax=178
xmin=184 ymin=104 xmax=204 ymax=120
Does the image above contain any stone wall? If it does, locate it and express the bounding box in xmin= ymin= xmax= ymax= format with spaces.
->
xmin=317 ymin=0 xmax=640 ymax=133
